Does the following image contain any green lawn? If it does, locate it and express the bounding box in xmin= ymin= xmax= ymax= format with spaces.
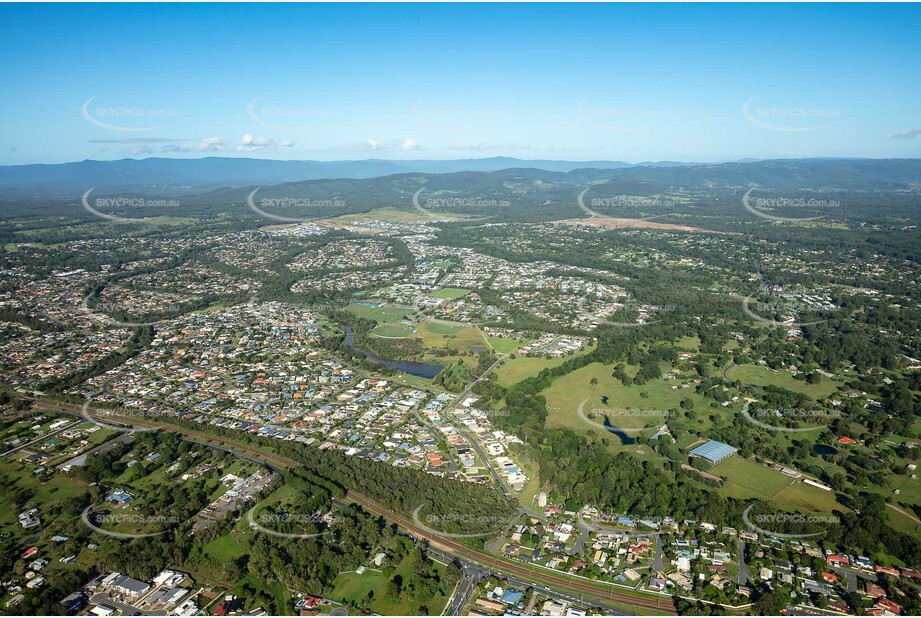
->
xmin=712 ymin=456 xmax=845 ymax=514
xmin=494 ymin=346 xmax=595 ymax=387
xmin=487 ymin=336 xmax=524 ymax=355
xmin=674 ymin=336 xmax=701 ymax=350
xmin=423 ymin=321 xmax=465 ymax=335
xmin=370 ymin=323 xmax=416 ymax=338
xmin=202 ymin=531 xmax=251 ymax=563
xmin=542 ymin=362 xmax=710 ymax=435
xmin=773 ymin=482 xmax=847 ymax=514
xmin=329 ymin=550 xmax=453 ymax=615
xmin=346 ymin=302 xmax=416 ymax=323
xmin=429 ymin=287 xmax=470 ymax=299
xmin=412 ymin=323 xmax=489 ymax=352
xmin=725 ymin=363 xmax=841 ymax=400
xmin=711 ymin=456 xmax=796 ymax=501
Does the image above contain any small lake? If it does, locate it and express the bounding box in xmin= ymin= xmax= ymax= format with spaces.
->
xmin=812 ymin=444 xmax=838 ymax=458
xmin=344 ymin=326 xmax=443 ymax=379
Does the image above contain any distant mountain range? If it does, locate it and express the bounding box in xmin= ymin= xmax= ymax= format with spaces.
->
xmin=0 ymin=157 xmax=636 ymax=195
xmin=0 ymin=156 xmax=918 ymax=199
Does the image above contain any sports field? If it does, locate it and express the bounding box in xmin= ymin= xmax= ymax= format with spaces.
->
xmin=346 ymin=302 xmax=416 ymax=322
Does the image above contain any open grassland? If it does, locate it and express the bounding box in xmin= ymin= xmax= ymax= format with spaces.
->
xmin=412 ymin=322 xmax=489 ymax=351
xmin=422 ymin=321 xmax=466 ymax=335
xmin=487 ymin=335 xmax=526 ymax=354
xmin=725 ymin=363 xmax=841 ymax=399
xmin=494 ymin=345 xmax=595 ymax=387
xmin=329 ymin=548 xmax=452 ymax=615
xmin=542 ymin=362 xmax=711 ymax=434
xmin=712 ymin=456 xmax=845 ymax=514
xmin=346 ymin=302 xmax=416 ymax=323
xmin=370 ymin=323 xmax=416 ymax=338
xmin=429 ymin=287 xmax=470 ymax=299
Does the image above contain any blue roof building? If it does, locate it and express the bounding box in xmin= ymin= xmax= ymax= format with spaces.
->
xmin=690 ymin=440 xmax=737 ymax=463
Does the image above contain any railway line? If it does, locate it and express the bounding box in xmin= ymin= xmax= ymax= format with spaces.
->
xmin=51 ymin=398 xmax=673 ymax=614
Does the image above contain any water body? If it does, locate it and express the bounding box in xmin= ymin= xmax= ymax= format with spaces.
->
xmin=344 ymin=326 xmax=443 ymax=379
xmin=602 ymin=421 xmax=636 ymax=446
xmin=812 ymin=444 xmax=838 ymax=458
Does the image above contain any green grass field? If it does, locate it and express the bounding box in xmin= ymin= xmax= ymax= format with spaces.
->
xmin=542 ymin=362 xmax=710 ymax=434
xmin=429 ymin=287 xmax=470 ymax=299
xmin=487 ymin=336 xmax=524 ymax=354
xmin=711 ymin=456 xmax=845 ymax=514
xmin=711 ymin=456 xmax=796 ymax=501
xmin=412 ymin=323 xmax=489 ymax=352
xmin=423 ymin=321 xmax=465 ymax=335
xmin=725 ymin=363 xmax=841 ymax=400
xmin=674 ymin=335 xmax=701 ymax=350
xmin=346 ymin=302 xmax=416 ymax=323
xmin=370 ymin=323 xmax=416 ymax=338
xmin=773 ymin=482 xmax=846 ymax=514
xmin=329 ymin=549 xmax=453 ymax=615
xmin=494 ymin=346 xmax=595 ymax=387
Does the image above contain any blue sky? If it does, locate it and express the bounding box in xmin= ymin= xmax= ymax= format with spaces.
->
xmin=1 ymin=3 xmax=919 ymax=164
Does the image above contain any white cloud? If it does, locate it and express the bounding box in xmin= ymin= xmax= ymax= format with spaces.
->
xmin=164 ymin=137 xmax=225 ymax=153
xmin=400 ymin=138 xmax=419 ymax=151
xmin=365 ymin=139 xmax=382 ymax=150
xmin=892 ymin=128 xmax=921 ymax=140
xmin=237 ymin=133 xmax=294 ymax=151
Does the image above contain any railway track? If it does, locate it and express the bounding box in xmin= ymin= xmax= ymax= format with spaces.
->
xmin=346 ymin=492 xmax=673 ymax=612
xmin=59 ymin=400 xmax=672 ymax=613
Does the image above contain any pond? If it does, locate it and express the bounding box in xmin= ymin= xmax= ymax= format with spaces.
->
xmin=812 ymin=444 xmax=838 ymax=458
xmin=344 ymin=326 xmax=443 ymax=379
